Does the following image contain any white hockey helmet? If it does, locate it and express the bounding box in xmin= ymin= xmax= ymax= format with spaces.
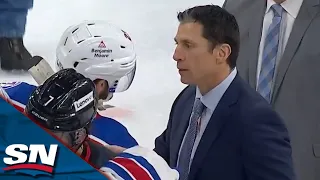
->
xmin=55 ymin=20 xmax=136 ymax=99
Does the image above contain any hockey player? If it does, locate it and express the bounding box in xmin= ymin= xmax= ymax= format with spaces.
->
xmin=55 ymin=20 xmax=138 ymax=148
xmin=24 ymin=68 xmax=179 ymax=179
xmin=1 ymin=20 xmax=138 ymax=148
xmin=25 ymin=69 xmax=117 ymax=169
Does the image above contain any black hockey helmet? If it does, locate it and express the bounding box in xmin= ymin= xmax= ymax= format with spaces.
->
xmin=25 ymin=68 xmax=98 ymax=149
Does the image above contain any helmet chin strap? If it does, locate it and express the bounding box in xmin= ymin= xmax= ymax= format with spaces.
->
xmin=97 ymin=93 xmax=113 ymax=111
xmin=106 ymin=93 xmax=113 ymax=101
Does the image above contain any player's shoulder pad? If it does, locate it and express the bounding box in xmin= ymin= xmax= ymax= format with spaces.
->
xmin=100 ymin=146 xmax=179 ymax=180
xmin=0 ymin=81 xmax=23 ymax=89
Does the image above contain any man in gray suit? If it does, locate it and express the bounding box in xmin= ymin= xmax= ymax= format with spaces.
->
xmin=223 ymin=0 xmax=320 ymax=179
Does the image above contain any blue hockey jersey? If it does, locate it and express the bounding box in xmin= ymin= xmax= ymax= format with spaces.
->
xmin=0 ymin=86 xmax=179 ymax=180
xmin=0 ymin=81 xmax=138 ymax=149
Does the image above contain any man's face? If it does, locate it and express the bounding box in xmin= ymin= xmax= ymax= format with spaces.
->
xmin=173 ymin=22 xmax=220 ymax=85
xmin=51 ymin=129 xmax=87 ymax=151
xmin=94 ymin=80 xmax=109 ymax=100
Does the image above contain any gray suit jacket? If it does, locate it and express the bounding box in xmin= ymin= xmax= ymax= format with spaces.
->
xmin=223 ymin=0 xmax=320 ymax=179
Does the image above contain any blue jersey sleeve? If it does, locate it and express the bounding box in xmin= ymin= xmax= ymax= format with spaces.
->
xmin=0 ymin=82 xmax=37 ymax=105
xmin=91 ymin=115 xmax=138 ymax=148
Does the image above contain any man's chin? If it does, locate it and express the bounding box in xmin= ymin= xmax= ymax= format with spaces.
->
xmin=180 ymin=77 xmax=192 ymax=85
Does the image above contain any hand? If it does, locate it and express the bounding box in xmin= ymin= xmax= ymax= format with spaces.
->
xmin=106 ymin=144 xmax=126 ymax=154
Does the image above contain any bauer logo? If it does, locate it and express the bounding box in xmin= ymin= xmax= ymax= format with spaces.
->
xmin=2 ymin=144 xmax=58 ymax=175
xmin=74 ymin=91 xmax=94 ymax=111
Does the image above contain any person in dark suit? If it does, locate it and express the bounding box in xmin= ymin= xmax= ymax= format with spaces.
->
xmin=154 ymin=5 xmax=295 ymax=180
xmin=222 ymin=0 xmax=320 ymax=179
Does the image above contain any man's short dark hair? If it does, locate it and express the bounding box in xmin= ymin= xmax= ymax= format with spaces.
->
xmin=177 ymin=5 xmax=240 ymax=69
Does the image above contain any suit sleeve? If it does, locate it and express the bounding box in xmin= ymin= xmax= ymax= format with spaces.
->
xmin=154 ymin=110 xmax=173 ymax=163
xmin=153 ymin=87 xmax=188 ymax=163
xmin=242 ymin=104 xmax=295 ymax=180
xmin=154 ymin=86 xmax=191 ymax=163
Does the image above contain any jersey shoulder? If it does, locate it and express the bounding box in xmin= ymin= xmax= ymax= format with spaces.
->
xmin=93 ymin=115 xmax=128 ymax=130
xmin=0 ymin=81 xmax=37 ymax=106
xmin=90 ymin=114 xmax=138 ymax=148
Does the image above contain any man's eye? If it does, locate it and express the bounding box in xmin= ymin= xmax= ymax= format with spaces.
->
xmin=174 ymin=41 xmax=192 ymax=49
xmin=184 ymin=43 xmax=191 ymax=48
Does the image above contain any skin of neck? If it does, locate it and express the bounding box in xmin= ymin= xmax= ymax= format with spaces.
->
xmin=274 ymin=0 xmax=286 ymax=4
xmin=197 ymin=67 xmax=231 ymax=95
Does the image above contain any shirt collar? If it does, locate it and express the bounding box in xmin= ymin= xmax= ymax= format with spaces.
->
xmin=266 ymin=0 xmax=303 ymax=18
xmin=196 ymin=68 xmax=237 ymax=111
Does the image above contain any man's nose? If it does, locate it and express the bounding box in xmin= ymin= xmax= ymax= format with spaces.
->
xmin=173 ymin=47 xmax=183 ymax=62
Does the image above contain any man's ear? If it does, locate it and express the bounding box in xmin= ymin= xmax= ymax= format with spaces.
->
xmin=216 ymin=43 xmax=231 ymax=65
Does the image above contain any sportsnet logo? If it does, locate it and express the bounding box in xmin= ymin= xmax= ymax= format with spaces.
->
xmin=2 ymin=144 xmax=58 ymax=175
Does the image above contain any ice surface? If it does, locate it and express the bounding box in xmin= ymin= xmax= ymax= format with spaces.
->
xmin=0 ymin=0 xmax=225 ymax=148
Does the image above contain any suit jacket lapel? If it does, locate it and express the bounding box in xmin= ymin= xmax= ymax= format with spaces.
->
xmin=272 ymin=0 xmax=320 ymax=102
xmin=171 ymin=88 xmax=195 ymax=166
xmin=247 ymin=0 xmax=267 ymax=88
xmin=188 ymin=75 xmax=241 ymax=180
